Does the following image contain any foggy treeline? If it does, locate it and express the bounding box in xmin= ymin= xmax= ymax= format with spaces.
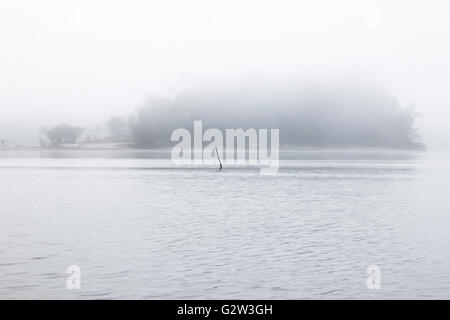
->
xmin=128 ymin=79 xmax=424 ymax=149
xmin=33 ymin=78 xmax=424 ymax=150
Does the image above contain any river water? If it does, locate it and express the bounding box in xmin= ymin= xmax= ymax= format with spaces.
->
xmin=1 ymin=149 xmax=449 ymax=299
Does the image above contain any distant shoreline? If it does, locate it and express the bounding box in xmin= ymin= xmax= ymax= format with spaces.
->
xmin=0 ymin=144 xmax=428 ymax=153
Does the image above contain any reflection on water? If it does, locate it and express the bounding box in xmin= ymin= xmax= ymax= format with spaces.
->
xmin=0 ymin=149 xmax=450 ymax=299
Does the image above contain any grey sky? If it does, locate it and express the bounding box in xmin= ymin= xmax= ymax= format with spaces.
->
xmin=1 ymin=0 xmax=449 ymax=148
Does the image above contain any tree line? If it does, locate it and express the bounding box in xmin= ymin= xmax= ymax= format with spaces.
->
xmin=39 ymin=80 xmax=425 ymax=149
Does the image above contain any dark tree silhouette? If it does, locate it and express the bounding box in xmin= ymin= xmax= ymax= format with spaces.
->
xmin=128 ymin=80 xmax=424 ymax=150
xmin=41 ymin=124 xmax=84 ymax=146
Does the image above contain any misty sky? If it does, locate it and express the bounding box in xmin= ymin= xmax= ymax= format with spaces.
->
xmin=1 ymin=0 xmax=449 ymax=148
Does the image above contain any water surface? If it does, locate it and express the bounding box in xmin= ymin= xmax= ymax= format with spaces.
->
xmin=1 ymin=149 xmax=449 ymax=299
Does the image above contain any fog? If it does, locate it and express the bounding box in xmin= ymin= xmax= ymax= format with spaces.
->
xmin=1 ymin=0 xmax=449 ymax=148
xmin=130 ymin=75 xmax=422 ymax=149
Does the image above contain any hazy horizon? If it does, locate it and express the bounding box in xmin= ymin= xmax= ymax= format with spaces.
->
xmin=1 ymin=0 xmax=450 ymax=149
